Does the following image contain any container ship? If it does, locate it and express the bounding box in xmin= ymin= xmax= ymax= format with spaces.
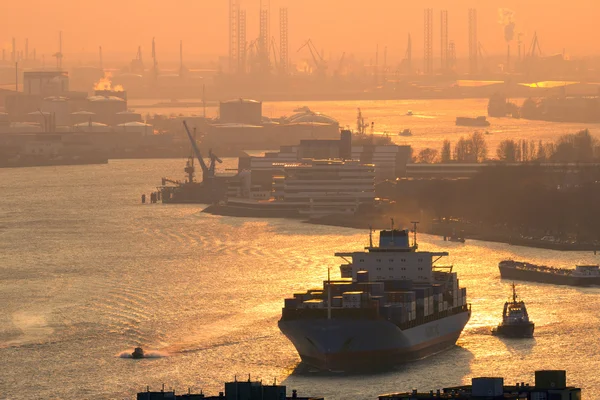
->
xmin=499 ymin=260 xmax=600 ymax=287
xmin=278 ymin=226 xmax=471 ymax=371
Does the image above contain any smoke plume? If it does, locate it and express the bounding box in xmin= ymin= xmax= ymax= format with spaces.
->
xmin=498 ymin=8 xmax=516 ymax=42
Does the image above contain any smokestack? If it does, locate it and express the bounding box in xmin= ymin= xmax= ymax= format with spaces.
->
xmin=25 ymin=38 xmax=29 ymax=60
xmin=11 ymin=37 xmax=15 ymax=62
xmin=506 ymin=44 xmax=510 ymax=73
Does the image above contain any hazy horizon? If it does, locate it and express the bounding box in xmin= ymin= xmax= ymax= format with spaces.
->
xmin=1 ymin=0 xmax=598 ymax=67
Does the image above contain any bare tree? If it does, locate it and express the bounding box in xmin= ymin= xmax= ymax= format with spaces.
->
xmin=418 ymin=148 xmax=439 ymax=164
xmin=453 ymin=136 xmax=471 ymax=162
xmin=441 ymin=140 xmax=452 ymax=163
xmin=497 ymin=139 xmax=518 ymax=162
xmin=470 ymin=131 xmax=488 ymax=162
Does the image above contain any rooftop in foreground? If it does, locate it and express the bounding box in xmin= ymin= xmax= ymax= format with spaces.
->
xmin=379 ymin=370 xmax=581 ymax=400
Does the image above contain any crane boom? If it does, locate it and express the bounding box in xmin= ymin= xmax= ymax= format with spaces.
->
xmin=182 ymin=121 xmax=210 ymax=176
xmin=297 ymin=39 xmax=327 ymax=74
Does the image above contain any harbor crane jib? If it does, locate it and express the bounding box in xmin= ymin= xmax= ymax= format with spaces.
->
xmin=182 ymin=121 xmax=221 ymax=182
xmin=297 ymin=39 xmax=327 ymax=76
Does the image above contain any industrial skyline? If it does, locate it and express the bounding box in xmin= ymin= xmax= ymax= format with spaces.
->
xmin=1 ymin=0 xmax=598 ymax=69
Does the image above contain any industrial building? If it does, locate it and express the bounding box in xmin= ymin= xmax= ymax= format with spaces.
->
xmin=379 ymin=370 xmax=581 ymax=400
xmin=137 ymin=378 xmax=323 ymax=400
xmin=199 ymin=101 xmax=340 ymax=153
xmin=237 ymin=130 xmax=412 ymax=190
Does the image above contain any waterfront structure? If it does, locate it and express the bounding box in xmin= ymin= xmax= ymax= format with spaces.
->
xmin=238 ymin=130 xmax=412 ymax=187
xmin=272 ymin=159 xmax=376 ymax=217
xmin=138 ymin=378 xmax=323 ymax=400
xmin=379 ymin=370 xmax=580 ymax=400
xmin=23 ymin=70 xmax=69 ymax=96
xmin=222 ymin=159 xmax=376 ymax=218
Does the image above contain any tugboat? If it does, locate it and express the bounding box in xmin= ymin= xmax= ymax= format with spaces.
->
xmin=444 ymin=229 xmax=465 ymax=243
xmin=492 ymin=283 xmax=534 ymax=338
xmin=131 ymin=347 xmax=145 ymax=359
xmin=447 ymin=236 xmax=466 ymax=243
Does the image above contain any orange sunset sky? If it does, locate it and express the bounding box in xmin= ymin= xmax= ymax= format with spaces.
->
xmin=1 ymin=0 xmax=597 ymax=64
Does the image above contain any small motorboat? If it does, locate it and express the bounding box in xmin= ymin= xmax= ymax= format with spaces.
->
xmin=444 ymin=229 xmax=465 ymax=243
xmin=131 ymin=347 xmax=145 ymax=359
xmin=399 ymin=129 xmax=413 ymax=137
xmin=492 ymin=283 xmax=535 ymax=338
xmin=406 ymin=110 xmax=413 ymax=116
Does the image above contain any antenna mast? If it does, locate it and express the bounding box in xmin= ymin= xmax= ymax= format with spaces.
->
xmin=411 ymin=221 xmax=419 ymax=249
xmin=327 ymin=267 xmax=331 ymax=320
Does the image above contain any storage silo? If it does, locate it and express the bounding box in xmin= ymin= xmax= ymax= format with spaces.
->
xmin=72 ymin=121 xmax=111 ymax=133
xmin=115 ymin=121 xmax=153 ymax=136
xmin=26 ymin=111 xmax=51 ymax=130
xmin=219 ymin=99 xmax=262 ymax=125
xmin=0 ymin=112 xmax=9 ymax=129
xmin=71 ymin=111 xmax=96 ymax=125
xmin=115 ymin=111 xmax=142 ymax=125
xmin=87 ymin=96 xmax=127 ymax=125
xmin=41 ymin=96 xmax=71 ymax=127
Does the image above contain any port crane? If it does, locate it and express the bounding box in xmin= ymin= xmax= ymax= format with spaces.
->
xmin=527 ymin=32 xmax=543 ymax=58
xmin=182 ymin=121 xmax=222 ymax=183
xmin=334 ymin=52 xmax=346 ymax=76
xmin=297 ymin=39 xmax=327 ymax=76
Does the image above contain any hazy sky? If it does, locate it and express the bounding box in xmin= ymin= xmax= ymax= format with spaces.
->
xmin=1 ymin=0 xmax=597 ymax=64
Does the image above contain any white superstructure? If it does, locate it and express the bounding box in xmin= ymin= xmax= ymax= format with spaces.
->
xmin=336 ymin=229 xmax=450 ymax=284
xmin=272 ymin=159 xmax=375 ymax=216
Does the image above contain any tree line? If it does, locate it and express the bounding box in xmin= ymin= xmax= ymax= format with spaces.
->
xmin=415 ymin=129 xmax=600 ymax=164
xmin=389 ymin=163 xmax=600 ymax=242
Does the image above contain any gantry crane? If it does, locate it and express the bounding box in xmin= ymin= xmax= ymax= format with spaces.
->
xmin=297 ymin=39 xmax=327 ymax=76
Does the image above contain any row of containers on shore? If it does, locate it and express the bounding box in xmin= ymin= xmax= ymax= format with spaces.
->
xmin=284 ymin=271 xmax=467 ymax=323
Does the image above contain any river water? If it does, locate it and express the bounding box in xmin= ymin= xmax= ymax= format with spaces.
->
xmin=133 ymin=98 xmax=600 ymax=153
xmin=1 ymin=156 xmax=599 ymax=399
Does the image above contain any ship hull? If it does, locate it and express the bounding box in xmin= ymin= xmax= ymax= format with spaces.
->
xmin=278 ymin=310 xmax=470 ymax=371
xmin=160 ymin=179 xmax=229 ymax=204
xmin=499 ymin=264 xmax=600 ymax=287
xmin=493 ymin=322 xmax=534 ymax=338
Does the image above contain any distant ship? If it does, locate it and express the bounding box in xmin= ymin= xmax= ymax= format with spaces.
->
xmin=499 ymin=260 xmax=600 ymax=287
xmin=398 ymin=129 xmax=413 ymax=137
xmin=455 ymin=116 xmax=490 ymax=127
xmin=278 ymin=225 xmax=471 ymax=371
xmin=492 ymin=283 xmax=534 ymax=338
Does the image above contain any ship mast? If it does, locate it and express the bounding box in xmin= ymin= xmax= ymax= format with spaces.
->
xmin=512 ymin=282 xmax=517 ymax=303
